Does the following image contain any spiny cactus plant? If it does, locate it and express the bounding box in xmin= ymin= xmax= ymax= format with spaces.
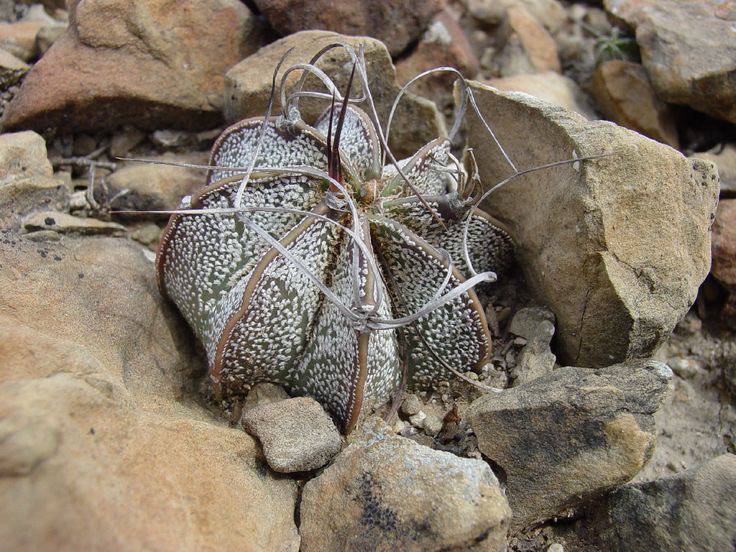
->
xmin=145 ymin=42 xmax=586 ymax=432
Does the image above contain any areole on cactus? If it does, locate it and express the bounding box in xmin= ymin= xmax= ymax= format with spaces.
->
xmin=154 ymin=42 xmax=518 ymax=432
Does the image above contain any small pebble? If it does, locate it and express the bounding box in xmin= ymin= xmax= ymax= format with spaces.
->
xmin=409 ymin=411 xmax=426 ymax=428
xmin=401 ymin=394 xmax=422 ymax=416
xmin=422 ymin=414 xmax=443 ymax=436
xmin=548 ymin=544 xmax=564 ymax=552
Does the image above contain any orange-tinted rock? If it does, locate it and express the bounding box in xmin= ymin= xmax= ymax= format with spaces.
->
xmin=592 ymin=60 xmax=679 ymax=149
xmin=495 ymin=4 xmax=561 ymax=77
xmin=1 ymin=0 xmax=265 ymax=134
xmin=396 ymin=9 xmax=479 ymax=112
xmin=252 ymin=0 xmax=443 ymax=56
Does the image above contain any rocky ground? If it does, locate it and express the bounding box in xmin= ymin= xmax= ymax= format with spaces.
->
xmin=0 ymin=0 xmax=735 ymax=550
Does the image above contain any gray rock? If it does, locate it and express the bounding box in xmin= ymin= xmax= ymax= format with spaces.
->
xmin=242 ymin=396 xmax=342 ymax=473
xmin=580 ymin=454 xmax=736 ymax=551
xmin=468 ymin=360 xmax=673 ymax=529
xmin=509 ymin=307 xmax=555 ymax=346
xmin=300 ymin=427 xmax=511 ymax=551
xmin=604 ymin=0 xmax=736 ymax=123
xmin=400 ymin=394 xmax=422 ymax=416
xmin=465 ymin=81 xmax=719 ymax=367
xmin=224 ymin=30 xmax=446 ymax=159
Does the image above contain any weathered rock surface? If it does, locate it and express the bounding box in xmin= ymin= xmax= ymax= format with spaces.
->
xmin=224 ymin=30 xmax=446 ymax=159
xmin=396 ymin=9 xmax=479 ymax=112
xmin=465 ymin=81 xmax=719 ymax=367
xmin=300 ymin=425 xmax=511 ymax=551
xmin=485 ymin=72 xmax=596 ymax=119
xmin=107 ymin=152 xmax=209 ymax=214
xmin=591 ymin=60 xmax=679 ymax=148
xmin=0 ymin=130 xmax=51 ymax=182
xmin=603 ymin=0 xmax=736 ymax=123
xmin=0 ymin=234 xmax=301 ymax=550
xmin=508 ymin=307 xmax=557 ymax=385
xmin=22 ymin=210 xmax=125 ymax=235
xmin=252 ymin=0 xmax=443 ymax=56
xmin=2 ymin=0 xmax=265 ymax=133
xmin=0 ymin=130 xmax=68 ymax=229
xmin=242 ymin=397 xmax=342 ymax=473
xmin=0 ymin=19 xmax=43 ymax=61
xmin=468 ymin=360 xmax=673 ymax=529
xmin=579 ymin=454 xmax=736 ymax=551
xmin=465 ymin=0 xmax=567 ymax=34
xmin=494 ymin=4 xmax=561 ymax=77
xmin=693 ymin=143 xmax=736 ymax=196
xmin=712 ymin=199 xmax=736 ymax=320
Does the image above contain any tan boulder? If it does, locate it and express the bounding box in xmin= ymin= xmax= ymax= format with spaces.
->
xmin=2 ymin=0 xmax=265 ymax=133
xmin=485 ymin=71 xmax=597 ymax=119
xmin=224 ymin=30 xmax=446 ymax=159
xmin=465 ymin=81 xmax=719 ymax=367
xmin=0 ymin=234 xmax=301 ymax=549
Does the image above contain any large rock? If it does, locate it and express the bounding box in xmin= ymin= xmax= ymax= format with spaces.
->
xmin=591 ymin=60 xmax=679 ymax=149
xmin=0 ymin=234 xmax=301 ymax=549
xmin=579 ymin=454 xmax=736 ymax=551
xmin=485 ymin=72 xmax=597 ymax=119
xmin=252 ymin=0 xmax=443 ymax=57
xmin=0 ymin=373 xmax=300 ymax=551
xmin=1 ymin=0 xmax=265 ymax=133
xmin=603 ymin=0 xmax=736 ymax=123
xmin=224 ymin=30 xmax=446 ymax=159
xmin=465 ymin=81 xmax=719 ymax=367
xmin=300 ymin=425 xmax=511 ymax=551
xmin=468 ymin=360 xmax=673 ymax=529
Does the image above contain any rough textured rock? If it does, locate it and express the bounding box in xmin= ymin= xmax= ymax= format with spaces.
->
xmin=396 ymin=9 xmax=479 ymax=112
xmin=693 ymin=143 xmax=736 ymax=196
xmin=22 ymin=210 xmax=125 ymax=235
xmin=107 ymin=152 xmax=209 ymax=214
xmin=0 ymin=374 xmax=301 ymax=551
xmin=224 ymin=30 xmax=446 ymax=160
xmin=242 ymin=397 xmax=342 ymax=473
xmin=603 ymin=0 xmax=736 ymax=123
xmin=300 ymin=425 xmax=511 ymax=551
xmin=0 ymin=47 xmax=29 ymax=88
xmin=0 ymin=234 xmax=301 ymax=550
xmin=2 ymin=0 xmax=265 ymax=133
xmin=468 ymin=360 xmax=673 ymax=529
xmin=0 ymin=130 xmax=51 ymax=182
xmin=0 ymin=20 xmax=42 ymax=61
xmin=465 ymin=81 xmax=719 ymax=367
xmin=580 ymin=454 xmax=736 ymax=551
xmin=485 ymin=72 xmax=596 ymax=119
xmin=712 ymin=199 xmax=736 ymax=320
xmin=465 ymin=0 xmax=567 ymax=34
xmin=252 ymin=0 xmax=443 ymax=56
xmin=494 ymin=4 xmax=561 ymax=77
xmin=591 ymin=60 xmax=679 ymax=149
xmin=0 ymin=131 xmax=68 ymax=229
xmin=508 ymin=307 xmax=557 ymax=385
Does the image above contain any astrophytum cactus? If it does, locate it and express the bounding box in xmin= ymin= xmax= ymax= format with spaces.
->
xmin=155 ymin=44 xmax=514 ymax=432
